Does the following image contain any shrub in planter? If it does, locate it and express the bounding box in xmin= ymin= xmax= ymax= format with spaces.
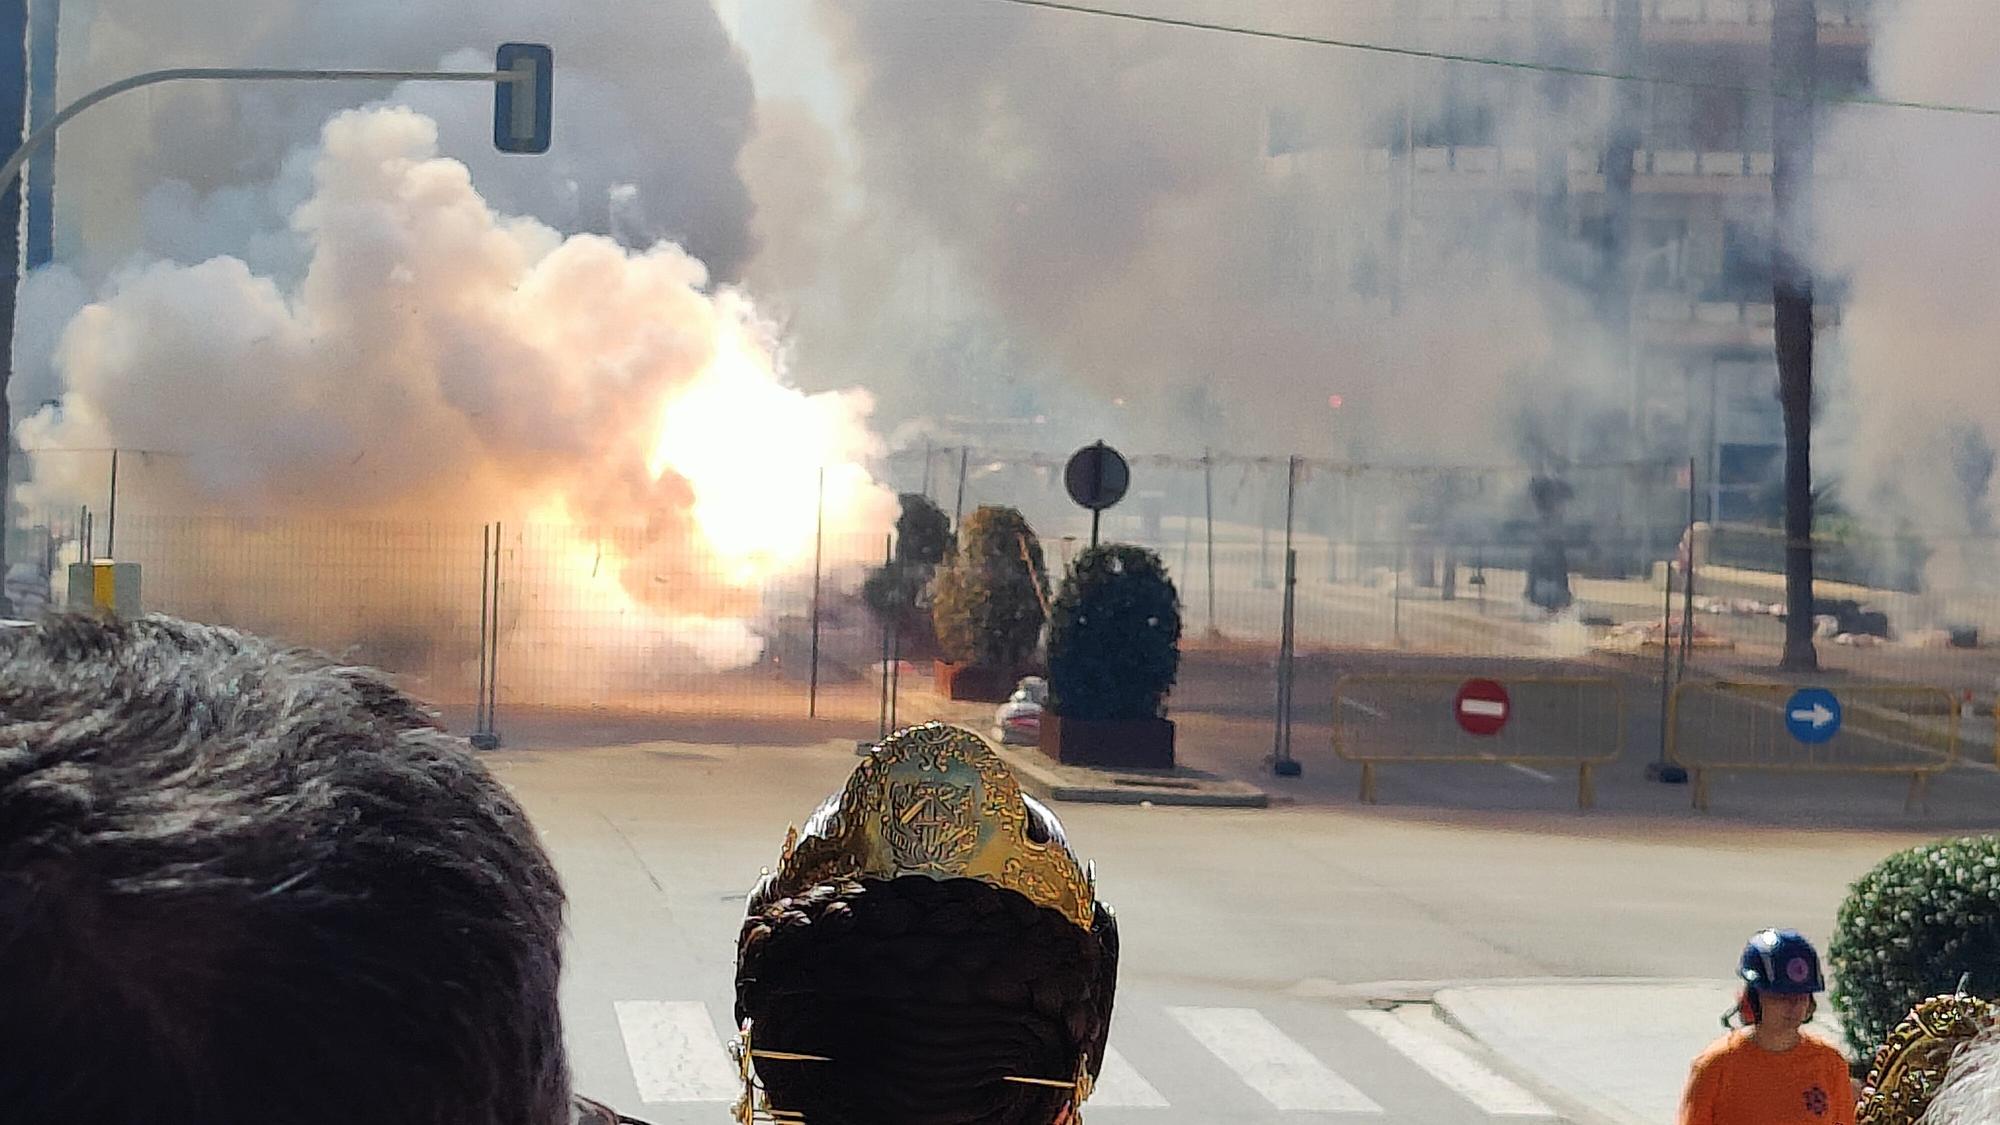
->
xmin=1830 ymin=835 xmax=2000 ymax=1060
xmin=1043 ymin=545 xmax=1181 ymax=767
xmin=931 ymin=505 xmax=1048 ymax=674
xmin=1049 ymin=544 xmax=1181 ymax=720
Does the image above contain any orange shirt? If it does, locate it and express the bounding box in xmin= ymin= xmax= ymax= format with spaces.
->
xmin=1678 ymin=1030 xmax=1855 ymax=1125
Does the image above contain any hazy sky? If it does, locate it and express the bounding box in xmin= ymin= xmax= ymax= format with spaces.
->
xmin=18 ymin=0 xmax=2000 ymax=558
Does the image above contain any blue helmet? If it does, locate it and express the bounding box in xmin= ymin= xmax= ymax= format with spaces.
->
xmin=1739 ymin=928 xmax=1825 ymax=995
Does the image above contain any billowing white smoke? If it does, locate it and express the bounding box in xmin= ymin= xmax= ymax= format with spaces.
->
xmin=800 ymin=0 xmax=1622 ymax=462
xmin=19 ymin=107 xmax=894 ymax=681
xmin=47 ymin=0 xmax=760 ymax=278
xmin=1816 ymin=2 xmax=2000 ymax=586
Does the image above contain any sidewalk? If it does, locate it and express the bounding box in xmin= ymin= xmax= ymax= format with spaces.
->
xmin=905 ymin=687 xmax=1274 ymax=808
xmin=1436 ymin=980 xmax=1852 ymax=1125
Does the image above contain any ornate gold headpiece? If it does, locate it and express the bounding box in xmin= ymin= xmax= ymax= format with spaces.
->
xmin=1859 ymin=991 xmax=2000 ymax=1125
xmin=763 ymin=722 xmax=1096 ymax=931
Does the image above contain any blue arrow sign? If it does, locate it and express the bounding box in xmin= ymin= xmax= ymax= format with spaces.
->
xmin=1784 ymin=687 xmax=1843 ymax=745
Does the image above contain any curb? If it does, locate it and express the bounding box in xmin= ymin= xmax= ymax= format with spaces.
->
xmin=1431 ymin=983 xmax=1700 ymax=1125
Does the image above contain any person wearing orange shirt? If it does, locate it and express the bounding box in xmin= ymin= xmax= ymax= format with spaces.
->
xmin=1679 ymin=928 xmax=1856 ymax=1125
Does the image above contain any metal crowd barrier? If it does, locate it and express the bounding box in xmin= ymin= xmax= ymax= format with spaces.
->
xmin=1667 ymin=682 xmax=1958 ymax=812
xmin=1331 ymin=674 xmax=1626 ymax=809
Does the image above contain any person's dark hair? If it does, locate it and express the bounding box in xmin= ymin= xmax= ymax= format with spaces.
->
xmin=1733 ymin=987 xmax=1819 ymax=1027
xmin=735 ymin=874 xmax=1119 ymax=1125
xmin=0 ymin=613 xmax=569 ymax=1125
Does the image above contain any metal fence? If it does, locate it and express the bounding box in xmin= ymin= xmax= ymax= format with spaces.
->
xmin=883 ymin=445 xmax=1689 ymax=654
xmin=3 ymin=501 xmax=893 ymax=721
xmin=14 ymin=442 xmax=2000 ymax=738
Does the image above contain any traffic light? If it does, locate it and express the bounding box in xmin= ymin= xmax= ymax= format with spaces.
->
xmin=494 ymin=43 xmax=553 ymax=155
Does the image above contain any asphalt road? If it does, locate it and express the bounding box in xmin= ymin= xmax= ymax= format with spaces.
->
xmin=489 ymin=726 xmax=1981 ymax=1124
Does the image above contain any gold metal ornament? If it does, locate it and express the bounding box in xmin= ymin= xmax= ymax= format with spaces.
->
xmin=764 ymin=722 xmax=1095 ymax=930
xmin=731 ymin=1018 xmax=1095 ymax=1125
xmin=1007 ymin=1057 xmax=1097 ymax=1123
xmin=1858 ymin=992 xmax=2000 ymax=1125
xmin=730 ymin=1021 xmax=822 ymax=1124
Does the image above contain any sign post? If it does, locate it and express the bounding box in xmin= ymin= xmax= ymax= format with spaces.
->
xmin=1064 ymin=440 xmax=1131 ymax=548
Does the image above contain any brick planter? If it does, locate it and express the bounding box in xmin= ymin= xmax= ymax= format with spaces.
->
xmin=1040 ymin=713 xmax=1176 ymax=769
xmin=932 ymin=660 xmax=1017 ymax=703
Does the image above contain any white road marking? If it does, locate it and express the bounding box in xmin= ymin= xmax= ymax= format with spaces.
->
xmin=1478 ymin=753 xmax=1556 ymax=782
xmin=1090 ymin=1047 xmax=1170 ymax=1107
xmin=1348 ymin=1009 xmax=1557 ymax=1117
xmin=1168 ymin=1006 xmax=1383 ymax=1113
xmin=1340 ymin=697 xmax=1390 ymax=719
xmin=613 ymin=1001 xmax=740 ymax=1103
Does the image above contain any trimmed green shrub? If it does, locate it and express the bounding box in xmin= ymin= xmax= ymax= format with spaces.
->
xmin=931 ymin=506 xmax=1047 ymax=668
xmin=863 ymin=494 xmax=955 ymax=623
xmin=1831 ymin=835 xmax=2000 ymax=1060
xmin=1047 ymin=544 xmax=1181 ymax=721
xmin=891 ymin=493 xmax=953 ymax=569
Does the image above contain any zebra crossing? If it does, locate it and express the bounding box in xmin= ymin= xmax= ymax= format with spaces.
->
xmin=593 ymin=999 xmax=1561 ymax=1120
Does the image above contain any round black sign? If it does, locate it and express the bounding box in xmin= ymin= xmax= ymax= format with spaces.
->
xmin=1064 ymin=441 xmax=1130 ymax=512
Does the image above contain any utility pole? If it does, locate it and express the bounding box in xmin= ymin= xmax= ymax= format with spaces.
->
xmin=0 ymin=0 xmax=27 ymax=616
xmin=24 ymin=0 xmax=55 ymax=268
xmin=1604 ymin=0 xmax=1643 ymax=466
xmin=1392 ymin=0 xmax=1416 ymax=314
xmin=1532 ymin=0 xmax=1570 ymax=277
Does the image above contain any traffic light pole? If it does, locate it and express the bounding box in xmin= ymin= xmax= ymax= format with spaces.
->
xmin=0 ymin=63 xmax=533 ymax=188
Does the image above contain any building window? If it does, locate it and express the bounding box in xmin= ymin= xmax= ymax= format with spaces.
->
xmin=1709 ymin=221 xmax=1772 ymax=301
xmin=1692 ymin=87 xmax=1748 ymax=152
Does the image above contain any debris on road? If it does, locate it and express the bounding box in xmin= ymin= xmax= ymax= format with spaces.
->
xmin=1595 ymin=618 xmax=1736 ymax=653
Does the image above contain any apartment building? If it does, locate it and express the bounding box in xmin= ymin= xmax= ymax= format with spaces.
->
xmin=1265 ymin=0 xmax=1871 ymax=526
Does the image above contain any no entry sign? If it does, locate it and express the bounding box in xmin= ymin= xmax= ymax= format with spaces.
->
xmin=1454 ymin=678 xmax=1512 ymax=737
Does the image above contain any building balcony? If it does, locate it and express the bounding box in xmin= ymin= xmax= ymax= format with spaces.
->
xmin=1405 ymin=0 xmax=1872 ymax=45
xmin=1268 ymin=145 xmax=1876 ymax=196
xmin=1635 ymin=296 xmax=1842 ymax=350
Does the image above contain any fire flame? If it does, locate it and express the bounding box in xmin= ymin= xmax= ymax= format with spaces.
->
xmin=646 ymin=307 xmax=888 ymax=589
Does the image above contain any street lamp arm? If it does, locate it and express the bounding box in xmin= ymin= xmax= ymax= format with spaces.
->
xmin=0 ymin=65 xmax=514 ymax=188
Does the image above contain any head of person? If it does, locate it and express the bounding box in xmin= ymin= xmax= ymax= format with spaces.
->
xmin=0 ymin=613 xmax=570 ymax=1125
xmin=1856 ymin=993 xmax=2000 ymax=1125
xmin=733 ymin=722 xmax=1120 ymax=1125
xmin=1735 ymin=927 xmax=1825 ymax=1033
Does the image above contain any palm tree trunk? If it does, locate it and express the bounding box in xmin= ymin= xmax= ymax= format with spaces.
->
xmin=1773 ymin=0 xmax=1818 ymax=671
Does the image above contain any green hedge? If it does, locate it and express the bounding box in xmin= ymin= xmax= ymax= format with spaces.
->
xmin=931 ymin=506 xmax=1047 ymax=668
xmin=863 ymin=493 xmax=954 ymax=623
xmin=1830 ymin=835 xmax=2000 ymax=1060
xmin=1047 ymin=544 xmax=1181 ymax=721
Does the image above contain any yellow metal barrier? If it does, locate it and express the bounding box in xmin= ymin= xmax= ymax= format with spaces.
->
xmin=1667 ymin=682 xmax=1958 ymax=812
xmin=1331 ymin=674 xmax=1626 ymax=809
